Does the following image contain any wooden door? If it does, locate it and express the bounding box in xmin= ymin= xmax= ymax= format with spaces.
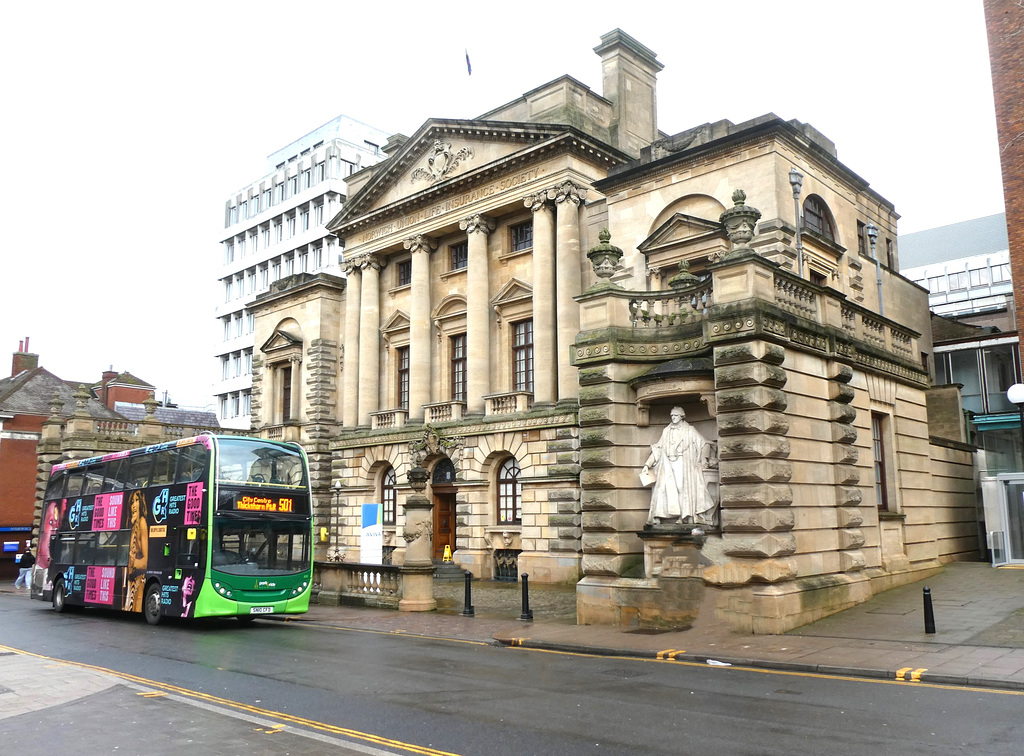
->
xmin=433 ymin=492 xmax=456 ymax=561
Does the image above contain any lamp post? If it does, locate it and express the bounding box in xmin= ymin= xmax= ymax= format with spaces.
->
xmin=1007 ymin=383 xmax=1024 ymax=468
xmin=331 ymin=479 xmax=342 ymax=554
xmin=866 ymin=222 xmax=884 ymax=318
xmin=789 ymin=168 xmax=804 ymax=277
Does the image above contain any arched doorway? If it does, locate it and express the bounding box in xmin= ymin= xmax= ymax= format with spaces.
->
xmin=431 ymin=458 xmax=457 ymax=561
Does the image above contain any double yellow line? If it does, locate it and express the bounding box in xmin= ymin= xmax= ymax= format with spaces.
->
xmin=0 ymin=644 xmax=460 ymax=756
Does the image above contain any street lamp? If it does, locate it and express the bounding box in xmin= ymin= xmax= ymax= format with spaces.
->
xmin=789 ymin=168 xmax=804 ymax=276
xmin=330 ymin=479 xmax=342 ymax=551
xmin=866 ymin=222 xmax=883 ymax=318
xmin=1007 ymin=383 xmax=1024 ymax=468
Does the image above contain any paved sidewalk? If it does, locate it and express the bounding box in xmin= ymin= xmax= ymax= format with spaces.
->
xmin=299 ymin=561 xmax=1024 ymax=691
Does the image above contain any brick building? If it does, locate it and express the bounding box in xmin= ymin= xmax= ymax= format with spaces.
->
xmin=984 ymin=1 xmax=1024 ymax=338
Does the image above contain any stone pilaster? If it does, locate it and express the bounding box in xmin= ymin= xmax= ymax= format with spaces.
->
xmin=250 ymin=355 xmax=264 ymax=427
xmin=356 ymin=253 xmax=385 ymax=426
xmin=551 ymin=181 xmax=587 ymax=403
xmin=340 ymin=260 xmax=362 ymax=427
xmin=829 ymin=363 xmax=866 ymax=572
xmin=404 ymin=234 xmax=437 ymax=421
xmin=525 ymin=193 xmax=557 ymax=405
xmin=709 ymin=341 xmax=797 ymax=585
xmin=459 ymin=214 xmax=495 ymax=414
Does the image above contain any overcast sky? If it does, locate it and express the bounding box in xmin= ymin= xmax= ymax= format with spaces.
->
xmin=0 ymin=0 xmax=1004 ymax=410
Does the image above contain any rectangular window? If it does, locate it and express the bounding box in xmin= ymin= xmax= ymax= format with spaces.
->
xmin=288 ymin=176 xmax=298 ymax=196
xmin=260 ymin=266 xmax=269 ymax=288
xmin=232 ymin=354 xmax=241 ymax=378
xmin=281 ymin=365 xmax=292 ymax=422
xmin=300 ymin=210 xmax=309 ymax=231
xmin=250 ymin=232 xmax=258 ymax=254
xmin=927 ymin=276 xmax=947 ymax=294
xmin=510 ymin=221 xmax=533 ymax=252
xmin=240 ymin=200 xmax=248 ymax=219
xmin=949 ymin=272 xmax=968 ymax=291
xmin=224 ymin=280 xmax=232 ymax=302
xmin=314 ymin=204 xmax=324 ymax=225
xmin=229 ymin=206 xmax=238 ymax=225
xmin=287 ymin=216 xmax=296 ymax=237
xmin=275 ymin=223 xmax=283 ymax=244
xmin=242 ymin=392 xmax=251 ymax=416
xmin=315 ymin=162 xmax=325 ymax=182
xmin=246 ymin=313 xmax=255 ymax=333
xmin=262 ymin=189 xmax=271 ymax=209
xmin=238 ymin=237 xmax=246 ymax=256
xmin=274 ymin=184 xmax=284 ymax=203
xmin=969 ymin=268 xmax=989 ymax=287
xmin=312 ymin=246 xmax=323 ymax=269
xmin=450 ymin=242 xmax=468 ymax=270
xmin=302 ymin=169 xmax=311 ymax=189
xmin=250 ymin=195 xmax=259 ymax=216
xmin=225 ymin=243 xmax=234 ymax=264
xmin=223 ymin=317 xmax=231 ymax=341
xmin=993 ymin=263 xmax=1012 ymax=283
xmin=397 ymin=260 xmax=412 ymax=287
xmin=397 ymin=346 xmax=410 ymax=410
xmin=231 ymin=393 xmax=240 ymax=417
xmin=886 ymin=239 xmax=895 ymax=269
xmin=857 ymin=221 xmax=866 ymax=257
xmin=285 ymin=255 xmax=294 ymax=276
xmin=450 ymin=334 xmax=466 ymax=402
xmin=244 ymin=350 xmax=253 ymax=375
xmin=234 ymin=315 xmax=243 ymax=337
xmin=871 ymin=413 xmax=890 ymax=512
xmin=261 ymin=227 xmax=270 ymax=248
xmin=221 ymin=356 xmax=230 ymax=380
xmin=247 ymin=270 xmax=256 ymax=293
xmin=299 ymin=252 xmax=308 ymax=272
xmin=512 ymin=320 xmax=534 ymax=392
xmin=272 ymin=260 xmax=281 ymax=281
xmin=983 ymin=344 xmax=1019 ymax=414
xmin=342 ymin=159 xmax=355 ymax=176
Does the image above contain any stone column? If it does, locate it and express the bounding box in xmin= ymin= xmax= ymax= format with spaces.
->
xmin=459 ymin=214 xmax=495 ymax=414
xmin=341 ymin=259 xmax=362 ymax=427
xmin=525 ymin=193 xmax=557 ymax=405
xmin=288 ymin=355 xmax=302 ymax=422
xmin=404 ymin=235 xmax=437 ymax=421
xmin=551 ymin=181 xmax=587 ymax=403
xmin=357 ymin=253 xmax=385 ymax=426
xmin=399 ymin=466 xmax=437 ymax=612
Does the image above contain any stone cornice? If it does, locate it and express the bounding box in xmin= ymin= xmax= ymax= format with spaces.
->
xmin=329 ymin=125 xmax=628 ymax=239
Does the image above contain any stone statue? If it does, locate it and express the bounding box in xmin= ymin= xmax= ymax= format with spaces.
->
xmin=641 ymin=406 xmax=716 ymax=526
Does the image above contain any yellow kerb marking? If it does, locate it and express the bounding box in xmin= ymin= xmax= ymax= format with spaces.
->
xmin=895 ymin=667 xmax=912 ymax=681
xmin=910 ymin=668 xmax=927 ymax=682
xmin=138 ymin=691 xmax=168 ymax=698
xmin=656 ymin=649 xmax=686 ymax=660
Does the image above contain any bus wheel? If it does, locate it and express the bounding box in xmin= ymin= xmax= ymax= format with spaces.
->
xmin=143 ymin=583 xmax=163 ymax=626
xmin=52 ymin=580 xmax=67 ymax=614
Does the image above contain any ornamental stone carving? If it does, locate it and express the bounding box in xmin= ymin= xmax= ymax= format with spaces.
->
xmin=719 ymin=190 xmax=762 ymax=259
xmin=587 ymin=229 xmax=623 ymax=284
xmin=403 ymin=519 xmax=433 ymax=544
xmin=523 ymin=191 xmax=553 ymax=213
xmin=547 ymin=180 xmax=588 ymax=205
xmin=358 ymin=253 xmax=387 ymax=272
xmin=411 ymin=140 xmax=474 ymax=185
xmin=403 ymin=235 xmax=437 ymax=255
xmin=459 ymin=214 xmax=496 ymax=235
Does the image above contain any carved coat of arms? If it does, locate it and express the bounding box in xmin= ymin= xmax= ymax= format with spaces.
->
xmin=411 ymin=140 xmax=473 ymax=185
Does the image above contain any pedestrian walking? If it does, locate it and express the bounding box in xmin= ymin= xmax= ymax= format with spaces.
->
xmin=14 ymin=542 xmax=35 ymax=590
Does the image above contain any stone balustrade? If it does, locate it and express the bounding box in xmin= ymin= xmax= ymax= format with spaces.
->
xmin=424 ymin=401 xmax=466 ymax=424
xmin=484 ymin=391 xmax=534 ymax=416
xmin=628 ymin=281 xmax=712 ymax=327
xmin=370 ymin=409 xmax=409 ymax=430
xmin=314 ymin=561 xmax=403 ymax=609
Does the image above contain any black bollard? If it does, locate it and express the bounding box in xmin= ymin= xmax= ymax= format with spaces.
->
xmin=923 ymin=586 xmax=936 ymax=634
xmin=462 ymin=570 xmax=475 ymax=617
xmin=519 ymin=572 xmax=533 ymax=621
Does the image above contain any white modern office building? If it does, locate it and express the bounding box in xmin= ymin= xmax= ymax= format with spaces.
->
xmin=214 ymin=115 xmax=391 ymax=428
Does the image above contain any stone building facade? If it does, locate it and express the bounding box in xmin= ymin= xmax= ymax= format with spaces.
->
xmin=248 ymin=30 xmax=978 ymax=632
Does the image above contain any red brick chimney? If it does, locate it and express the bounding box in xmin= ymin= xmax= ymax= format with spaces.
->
xmin=11 ymin=337 xmax=38 ymax=377
xmin=101 ymin=367 xmax=118 ymax=408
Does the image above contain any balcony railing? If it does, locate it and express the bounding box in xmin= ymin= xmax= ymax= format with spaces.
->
xmin=629 ymin=280 xmax=712 ymax=327
xmin=424 ymin=401 xmax=466 ymax=424
xmin=371 ymin=409 xmax=408 ymax=430
xmin=484 ymin=391 xmax=533 ymax=416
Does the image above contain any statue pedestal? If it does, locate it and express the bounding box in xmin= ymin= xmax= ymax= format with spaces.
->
xmin=639 ymin=526 xmax=704 ymax=579
xmin=399 ymin=488 xmax=437 ymax=612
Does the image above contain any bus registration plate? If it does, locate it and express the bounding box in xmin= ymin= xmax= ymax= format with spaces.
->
xmin=250 ymin=606 xmax=274 ymax=614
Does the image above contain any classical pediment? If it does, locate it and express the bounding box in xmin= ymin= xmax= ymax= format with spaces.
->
xmin=261 ymin=330 xmax=303 ymax=355
xmin=381 ymin=310 xmax=411 ymax=335
xmin=490 ymin=278 xmax=533 ymax=308
xmin=328 ymin=119 xmax=627 ymax=235
xmin=638 ymin=214 xmax=725 ymax=256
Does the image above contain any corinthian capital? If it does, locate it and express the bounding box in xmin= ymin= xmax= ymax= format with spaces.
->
xmin=459 ymin=214 xmax=496 ymax=235
xmin=358 ymin=253 xmax=387 ymax=272
xmin=523 ymin=192 xmax=553 ymax=213
xmin=547 ymin=180 xmax=589 ymax=206
xmin=403 ymin=235 xmax=438 ymax=255
xmin=339 ymin=257 xmax=361 ymax=275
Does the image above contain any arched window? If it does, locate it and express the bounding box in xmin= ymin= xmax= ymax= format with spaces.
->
xmin=803 ymin=195 xmax=836 ymax=242
xmin=497 ymin=457 xmax=522 ymax=524
xmin=382 ymin=467 xmax=396 ymax=525
xmin=433 ymin=458 xmax=456 ymax=485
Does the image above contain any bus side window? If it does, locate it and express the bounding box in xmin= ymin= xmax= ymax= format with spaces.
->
xmin=76 ymin=533 xmax=98 ymax=564
xmin=96 ymin=531 xmax=120 ymax=566
xmin=44 ymin=470 xmax=66 ymax=500
xmin=83 ymin=469 xmax=104 ymax=496
xmin=65 ymin=471 xmax=86 ymax=498
xmin=54 ymin=535 xmax=75 ymax=564
xmin=101 ymin=459 xmax=126 ymax=493
xmin=125 ymin=455 xmax=153 ymax=490
xmin=175 ymin=444 xmax=208 ymax=484
xmin=152 ymin=449 xmax=178 ymax=487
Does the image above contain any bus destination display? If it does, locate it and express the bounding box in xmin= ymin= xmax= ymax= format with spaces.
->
xmin=236 ymin=495 xmax=295 ymax=513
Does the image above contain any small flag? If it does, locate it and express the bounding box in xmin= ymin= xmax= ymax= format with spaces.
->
xmin=466 ymin=49 xmax=472 ymax=76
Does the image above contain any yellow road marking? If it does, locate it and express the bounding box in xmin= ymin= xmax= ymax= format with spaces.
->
xmin=910 ymin=668 xmax=927 ymax=682
xmin=509 ymin=638 xmax=530 ymax=647
xmin=502 ymin=646 xmax=1024 ymax=696
xmin=896 ymin=666 xmax=913 ymax=680
xmin=138 ymin=691 xmax=168 ymax=698
xmin=656 ymin=649 xmax=686 ymax=660
xmin=0 ymin=644 xmax=463 ymax=756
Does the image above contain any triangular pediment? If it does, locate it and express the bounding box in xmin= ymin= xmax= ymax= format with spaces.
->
xmin=638 ymin=213 xmax=725 ymax=256
xmin=261 ymin=330 xmax=302 ymax=355
xmin=381 ymin=310 xmax=411 ymax=334
xmin=490 ymin=278 xmax=533 ymax=308
xmin=329 ymin=119 xmax=625 ymax=231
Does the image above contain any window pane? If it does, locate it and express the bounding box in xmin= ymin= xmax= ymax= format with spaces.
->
xmin=983 ymin=345 xmax=1017 ymax=413
xmin=948 ymin=351 xmax=983 ymax=414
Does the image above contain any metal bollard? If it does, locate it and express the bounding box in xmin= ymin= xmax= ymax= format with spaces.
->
xmin=923 ymin=586 xmax=936 ymax=634
xmin=519 ymin=572 xmax=533 ymax=621
xmin=462 ymin=570 xmax=475 ymax=617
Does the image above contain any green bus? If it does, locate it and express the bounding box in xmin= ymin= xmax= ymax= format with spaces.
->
xmin=32 ymin=434 xmax=312 ymax=625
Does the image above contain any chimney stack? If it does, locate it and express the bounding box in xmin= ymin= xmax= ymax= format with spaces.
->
xmin=11 ymin=337 xmax=39 ymax=377
xmin=593 ymin=29 xmax=664 ymax=159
